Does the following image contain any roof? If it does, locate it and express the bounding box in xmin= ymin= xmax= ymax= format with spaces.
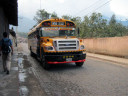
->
xmin=0 ymin=0 xmax=18 ymax=26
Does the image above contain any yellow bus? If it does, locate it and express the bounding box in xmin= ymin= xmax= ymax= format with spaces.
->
xmin=28 ymin=18 xmax=86 ymax=69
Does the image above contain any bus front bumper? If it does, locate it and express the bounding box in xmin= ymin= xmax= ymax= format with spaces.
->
xmin=44 ymin=52 xmax=86 ymax=64
xmin=47 ymin=59 xmax=86 ymax=64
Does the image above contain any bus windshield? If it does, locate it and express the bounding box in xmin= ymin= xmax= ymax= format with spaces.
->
xmin=41 ymin=27 xmax=76 ymax=37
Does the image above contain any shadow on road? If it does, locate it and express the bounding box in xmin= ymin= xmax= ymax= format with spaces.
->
xmin=49 ymin=63 xmax=84 ymax=71
xmin=31 ymin=55 xmax=85 ymax=72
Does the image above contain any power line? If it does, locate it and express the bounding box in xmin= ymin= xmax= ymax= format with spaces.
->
xmin=74 ymin=0 xmax=104 ymax=16
xmin=86 ymin=0 xmax=112 ymax=16
xmin=40 ymin=0 xmax=41 ymax=10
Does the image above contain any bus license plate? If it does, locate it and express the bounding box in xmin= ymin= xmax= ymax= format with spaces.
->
xmin=66 ymin=58 xmax=72 ymax=61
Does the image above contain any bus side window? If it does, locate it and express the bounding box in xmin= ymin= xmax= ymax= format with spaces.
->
xmin=34 ymin=32 xmax=36 ymax=38
xmin=35 ymin=30 xmax=39 ymax=39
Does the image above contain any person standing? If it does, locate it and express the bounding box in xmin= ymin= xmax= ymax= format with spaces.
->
xmin=0 ymin=32 xmax=13 ymax=74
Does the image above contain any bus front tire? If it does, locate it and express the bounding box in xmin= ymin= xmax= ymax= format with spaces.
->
xmin=41 ymin=56 xmax=50 ymax=70
xmin=43 ymin=62 xmax=50 ymax=70
xmin=30 ymin=47 xmax=34 ymax=57
xmin=75 ymin=62 xmax=84 ymax=67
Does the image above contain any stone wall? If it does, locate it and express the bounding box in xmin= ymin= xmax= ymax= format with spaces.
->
xmin=83 ymin=36 xmax=128 ymax=58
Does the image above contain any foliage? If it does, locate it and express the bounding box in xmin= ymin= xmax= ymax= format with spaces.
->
xmin=62 ymin=15 xmax=72 ymax=20
xmin=33 ymin=10 xmax=58 ymax=23
xmin=33 ymin=9 xmax=50 ymax=23
xmin=51 ymin=12 xmax=58 ymax=18
xmin=34 ymin=9 xmax=128 ymax=38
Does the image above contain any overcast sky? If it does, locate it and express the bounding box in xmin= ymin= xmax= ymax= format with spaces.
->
xmin=18 ymin=0 xmax=128 ymax=20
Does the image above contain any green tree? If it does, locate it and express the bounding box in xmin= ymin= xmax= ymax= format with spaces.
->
xmin=81 ymin=16 xmax=90 ymax=38
xmin=34 ymin=9 xmax=50 ymax=23
xmin=71 ymin=17 xmax=81 ymax=37
xmin=62 ymin=15 xmax=72 ymax=20
xmin=51 ymin=12 xmax=58 ymax=18
xmin=109 ymin=14 xmax=116 ymax=25
xmin=108 ymin=14 xmax=117 ymax=37
xmin=71 ymin=16 xmax=81 ymax=29
xmin=81 ymin=13 xmax=107 ymax=38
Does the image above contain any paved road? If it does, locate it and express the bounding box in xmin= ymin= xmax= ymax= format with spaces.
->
xmin=19 ymin=43 xmax=128 ymax=96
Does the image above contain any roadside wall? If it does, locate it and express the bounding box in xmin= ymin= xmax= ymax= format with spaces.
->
xmin=82 ymin=36 xmax=128 ymax=58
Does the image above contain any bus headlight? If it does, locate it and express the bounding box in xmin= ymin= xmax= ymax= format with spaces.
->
xmin=45 ymin=46 xmax=55 ymax=51
xmin=80 ymin=45 xmax=85 ymax=50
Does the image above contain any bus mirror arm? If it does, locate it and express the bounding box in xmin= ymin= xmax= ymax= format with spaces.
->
xmin=78 ymin=27 xmax=80 ymax=37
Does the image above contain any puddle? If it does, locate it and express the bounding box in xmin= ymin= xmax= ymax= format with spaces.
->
xmin=18 ymin=58 xmax=24 ymax=69
xmin=18 ymin=55 xmax=29 ymax=95
xmin=19 ymin=72 xmax=27 ymax=82
xmin=19 ymin=86 xmax=29 ymax=96
xmin=11 ymin=67 xmax=18 ymax=71
xmin=18 ymin=58 xmax=23 ymax=63
xmin=18 ymin=58 xmax=27 ymax=82
xmin=13 ymin=58 xmax=18 ymax=61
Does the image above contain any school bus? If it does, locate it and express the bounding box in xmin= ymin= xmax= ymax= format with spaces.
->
xmin=28 ymin=18 xmax=86 ymax=69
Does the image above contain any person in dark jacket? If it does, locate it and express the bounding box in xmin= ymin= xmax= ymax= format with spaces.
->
xmin=0 ymin=32 xmax=13 ymax=74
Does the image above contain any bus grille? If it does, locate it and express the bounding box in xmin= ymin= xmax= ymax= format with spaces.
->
xmin=54 ymin=39 xmax=79 ymax=51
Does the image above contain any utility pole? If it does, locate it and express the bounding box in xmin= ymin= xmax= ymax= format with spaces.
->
xmin=40 ymin=0 xmax=41 ymax=10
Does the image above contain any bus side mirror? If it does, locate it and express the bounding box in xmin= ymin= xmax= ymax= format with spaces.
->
xmin=78 ymin=27 xmax=80 ymax=36
xmin=36 ymin=28 xmax=41 ymax=38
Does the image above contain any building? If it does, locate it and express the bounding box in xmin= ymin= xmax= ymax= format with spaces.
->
xmin=0 ymin=0 xmax=18 ymax=40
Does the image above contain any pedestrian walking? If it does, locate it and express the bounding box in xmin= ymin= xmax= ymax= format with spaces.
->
xmin=0 ymin=32 xmax=13 ymax=74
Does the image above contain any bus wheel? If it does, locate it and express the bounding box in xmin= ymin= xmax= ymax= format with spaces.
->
xmin=30 ymin=47 xmax=34 ymax=57
xmin=41 ymin=56 xmax=50 ymax=70
xmin=43 ymin=62 xmax=50 ymax=70
xmin=75 ymin=62 xmax=84 ymax=67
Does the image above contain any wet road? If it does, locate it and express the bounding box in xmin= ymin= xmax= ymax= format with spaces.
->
xmin=19 ymin=43 xmax=128 ymax=96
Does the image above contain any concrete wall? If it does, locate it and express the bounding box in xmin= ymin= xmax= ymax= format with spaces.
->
xmin=83 ymin=36 xmax=128 ymax=58
xmin=0 ymin=7 xmax=9 ymax=40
